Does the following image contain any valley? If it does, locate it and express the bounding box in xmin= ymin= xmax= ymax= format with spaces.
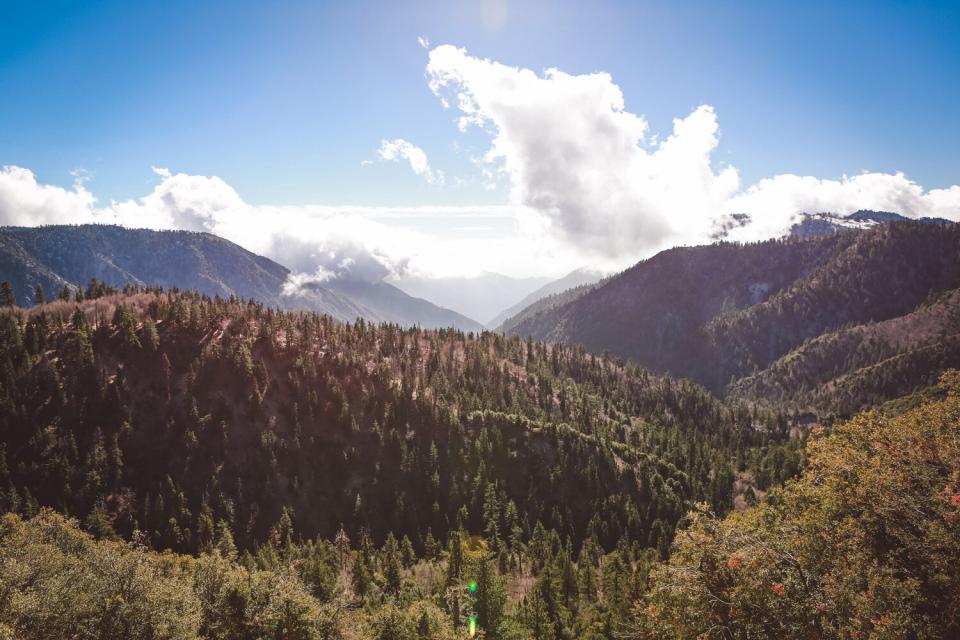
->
xmin=1 ymin=215 xmax=958 ymax=638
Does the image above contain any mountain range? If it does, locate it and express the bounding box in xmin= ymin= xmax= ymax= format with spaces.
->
xmin=504 ymin=217 xmax=960 ymax=416
xmin=0 ymin=224 xmax=481 ymax=331
xmin=788 ymin=208 xmax=952 ymax=238
xmin=2 ymin=212 xmax=959 ymax=638
xmin=3 ymin=213 xmax=959 ymax=418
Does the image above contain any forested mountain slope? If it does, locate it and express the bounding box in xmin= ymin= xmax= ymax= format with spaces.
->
xmin=728 ymin=287 xmax=960 ymax=415
xmin=0 ymin=289 xmax=799 ymax=560
xmin=507 ymin=221 xmax=960 ymax=415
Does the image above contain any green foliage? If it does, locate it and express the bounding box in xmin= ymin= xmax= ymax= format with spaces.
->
xmin=0 ymin=289 xmax=792 ymax=557
xmin=473 ymin=555 xmax=507 ymax=637
xmin=0 ymin=510 xmax=200 ymax=639
xmin=0 ymin=288 xmax=816 ymax=637
xmin=0 ymin=509 xmax=342 ymax=640
xmin=193 ymin=551 xmax=339 ymax=640
xmin=637 ymin=371 xmax=960 ymax=639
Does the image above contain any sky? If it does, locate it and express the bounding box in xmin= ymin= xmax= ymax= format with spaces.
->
xmin=1 ymin=0 xmax=959 ymax=282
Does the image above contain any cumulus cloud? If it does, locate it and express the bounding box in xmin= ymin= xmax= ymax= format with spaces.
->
xmin=426 ymin=45 xmax=738 ymax=256
xmin=724 ymin=172 xmax=960 ymax=241
xmin=0 ymin=166 xmax=98 ymax=226
xmin=108 ymin=166 xmax=245 ymax=232
xmin=376 ymin=138 xmax=445 ymax=185
xmin=425 ymin=44 xmax=960 ymax=259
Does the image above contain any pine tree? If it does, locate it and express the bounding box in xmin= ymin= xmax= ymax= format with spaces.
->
xmin=524 ymin=587 xmax=556 ymax=640
xmin=0 ymin=281 xmax=15 ymax=307
xmin=446 ymin=530 xmax=464 ymax=586
xmin=383 ymin=532 xmax=403 ymax=596
xmin=400 ymin=534 xmax=416 ymax=568
xmin=334 ymin=525 xmax=351 ymax=570
xmin=474 ymin=555 xmax=506 ymax=638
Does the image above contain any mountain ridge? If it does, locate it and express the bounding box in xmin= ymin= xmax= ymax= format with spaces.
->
xmin=0 ymin=224 xmax=482 ymax=330
xmin=489 ymin=267 xmax=605 ymax=331
xmin=505 ymin=219 xmax=960 ymax=415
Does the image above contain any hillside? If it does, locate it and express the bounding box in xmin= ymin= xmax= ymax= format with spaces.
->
xmin=638 ymin=372 xmax=960 ymax=638
xmin=728 ymin=288 xmax=960 ymax=415
xmin=0 ymin=289 xmax=800 ymax=555
xmin=490 ymin=268 xmax=605 ymax=331
xmin=0 ymin=224 xmax=481 ymax=330
xmin=0 ymin=288 xmax=811 ymax=638
xmin=506 ymin=221 xmax=960 ymax=415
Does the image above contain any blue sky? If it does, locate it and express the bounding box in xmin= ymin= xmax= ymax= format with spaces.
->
xmin=1 ymin=0 xmax=959 ymax=286
xmin=2 ymin=0 xmax=958 ymax=206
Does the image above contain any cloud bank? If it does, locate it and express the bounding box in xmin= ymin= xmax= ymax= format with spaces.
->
xmin=0 ymin=165 xmax=575 ymax=289
xmin=1 ymin=44 xmax=958 ymax=288
xmin=0 ymin=166 xmax=97 ymax=226
xmin=426 ymin=44 xmax=960 ymax=257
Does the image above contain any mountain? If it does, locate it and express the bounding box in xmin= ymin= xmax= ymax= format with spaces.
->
xmin=506 ymin=220 xmax=960 ymax=415
xmin=789 ymin=209 xmax=952 ymax=239
xmin=489 ymin=267 xmax=605 ymax=331
xmin=325 ymin=278 xmax=484 ymax=331
xmin=728 ymin=287 xmax=960 ymax=415
xmin=0 ymin=224 xmax=372 ymax=321
xmin=496 ymin=280 xmax=599 ymax=335
xmin=391 ymin=272 xmax=551 ymax=326
xmin=0 ymin=224 xmax=482 ymax=330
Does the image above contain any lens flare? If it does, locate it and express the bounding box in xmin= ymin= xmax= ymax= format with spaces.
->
xmin=467 ymin=579 xmax=478 ymax=593
xmin=468 ymin=614 xmax=478 ymax=637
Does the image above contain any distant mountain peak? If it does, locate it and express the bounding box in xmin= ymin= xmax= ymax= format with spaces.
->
xmin=789 ymin=210 xmax=950 ymax=239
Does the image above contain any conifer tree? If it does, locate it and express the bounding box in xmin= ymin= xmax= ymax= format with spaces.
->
xmin=0 ymin=281 xmax=15 ymax=307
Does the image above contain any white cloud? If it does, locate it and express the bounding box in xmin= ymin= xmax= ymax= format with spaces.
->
xmin=0 ymin=166 xmax=98 ymax=227
xmin=0 ymin=164 xmax=576 ymax=284
xmin=2 ymin=45 xmax=958 ymax=289
xmin=426 ymin=45 xmax=739 ymax=257
xmin=376 ymin=138 xmax=445 ymax=185
xmin=723 ymin=172 xmax=960 ymax=241
xmin=425 ymin=44 xmax=960 ymax=259
xmin=418 ymin=35 xmax=430 ymax=49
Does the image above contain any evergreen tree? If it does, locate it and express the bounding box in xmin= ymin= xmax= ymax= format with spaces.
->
xmin=382 ymin=532 xmax=403 ymax=596
xmin=0 ymin=281 xmax=15 ymax=307
xmin=474 ymin=555 xmax=506 ymax=638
